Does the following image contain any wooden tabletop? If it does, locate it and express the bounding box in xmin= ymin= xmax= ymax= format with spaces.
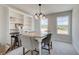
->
xmin=23 ymin=32 xmax=47 ymax=38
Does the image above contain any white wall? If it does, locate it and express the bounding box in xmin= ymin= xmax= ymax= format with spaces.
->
xmin=0 ymin=6 xmax=9 ymax=45
xmin=47 ymin=11 xmax=72 ymax=43
xmin=72 ymin=5 xmax=79 ymax=54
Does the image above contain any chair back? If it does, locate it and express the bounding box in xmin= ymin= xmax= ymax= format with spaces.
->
xmin=42 ymin=33 xmax=52 ymax=45
xmin=20 ymin=35 xmax=32 ymax=51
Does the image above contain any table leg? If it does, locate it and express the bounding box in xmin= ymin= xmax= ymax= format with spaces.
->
xmin=35 ymin=38 xmax=43 ymax=55
xmin=39 ymin=42 xmax=41 ymax=55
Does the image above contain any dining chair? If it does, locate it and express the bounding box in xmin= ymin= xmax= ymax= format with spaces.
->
xmin=20 ymin=35 xmax=33 ymax=55
xmin=21 ymin=34 xmax=40 ymax=55
xmin=41 ymin=33 xmax=52 ymax=54
xmin=31 ymin=39 xmax=39 ymax=55
xmin=10 ymin=32 xmax=21 ymax=50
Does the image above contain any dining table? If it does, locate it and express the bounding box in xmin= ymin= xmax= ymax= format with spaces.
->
xmin=23 ymin=32 xmax=47 ymax=55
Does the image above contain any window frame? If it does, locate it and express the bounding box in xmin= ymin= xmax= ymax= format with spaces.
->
xmin=56 ymin=15 xmax=71 ymax=35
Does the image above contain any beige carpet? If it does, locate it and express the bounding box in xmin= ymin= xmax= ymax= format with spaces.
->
xmin=51 ymin=41 xmax=78 ymax=55
xmin=26 ymin=41 xmax=78 ymax=55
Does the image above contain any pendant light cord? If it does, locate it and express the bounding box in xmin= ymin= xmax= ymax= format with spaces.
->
xmin=39 ymin=4 xmax=41 ymax=14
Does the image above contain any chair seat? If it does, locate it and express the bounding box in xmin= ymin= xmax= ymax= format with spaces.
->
xmin=42 ymin=44 xmax=49 ymax=50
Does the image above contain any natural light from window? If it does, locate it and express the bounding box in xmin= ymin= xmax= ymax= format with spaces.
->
xmin=40 ymin=18 xmax=48 ymax=35
xmin=57 ymin=16 xmax=69 ymax=35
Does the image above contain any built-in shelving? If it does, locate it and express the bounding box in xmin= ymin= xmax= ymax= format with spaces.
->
xmin=9 ymin=7 xmax=34 ymax=33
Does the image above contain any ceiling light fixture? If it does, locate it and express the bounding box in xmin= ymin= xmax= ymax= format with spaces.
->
xmin=34 ymin=4 xmax=46 ymax=20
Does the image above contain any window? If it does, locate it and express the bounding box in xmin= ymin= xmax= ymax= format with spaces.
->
xmin=40 ymin=18 xmax=48 ymax=34
xmin=57 ymin=16 xmax=69 ymax=35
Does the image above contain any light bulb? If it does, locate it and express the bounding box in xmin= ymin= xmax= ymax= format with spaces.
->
xmin=40 ymin=14 xmax=43 ymax=18
xmin=35 ymin=14 xmax=38 ymax=20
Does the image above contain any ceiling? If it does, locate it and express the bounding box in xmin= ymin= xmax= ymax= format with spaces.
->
xmin=8 ymin=4 xmax=75 ymax=15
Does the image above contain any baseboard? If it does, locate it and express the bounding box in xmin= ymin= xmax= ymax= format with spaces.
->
xmin=53 ymin=40 xmax=72 ymax=44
